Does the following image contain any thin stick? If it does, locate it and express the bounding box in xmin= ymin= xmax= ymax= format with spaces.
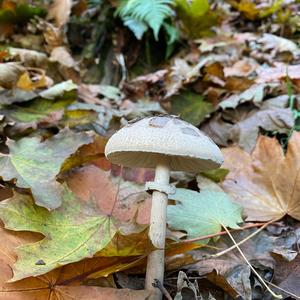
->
xmin=208 ymin=218 xmax=276 ymax=260
xmin=177 ymin=222 xmax=266 ymax=244
xmin=222 ymin=223 xmax=282 ymax=299
xmin=265 ymin=280 xmax=300 ymax=299
xmin=152 ymin=279 xmax=173 ymax=300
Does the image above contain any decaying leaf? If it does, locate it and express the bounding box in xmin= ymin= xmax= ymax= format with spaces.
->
xmin=256 ymin=62 xmax=300 ymax=83
xmin=222 ymin=132 xmax=300 ymax=221
xmin=39 ymin=80 xmax=77 ymax=99
xmin=9 ymin=47 xmax=48 ymax=66
xmin=189 ymin=229 xmax=278 ymax=300
xmin=0 ymin=185 xmax=117 ymax=281
xmin=170 ymin=91 xmax=213 ymax=125
xmin=47 ymin=0 xmax=72 ymax=28
xmin=0 ymin=129 xmax=92 ymax=209
xmin=0 ymin=223 xmax=150 ymax=299
xmin=67 ymin=165 xmax=152 ymax=225
xmin=0 ymin=62 xmax=26 ymax=89
xmin=218 ymin=83 xmax=278 ymax=109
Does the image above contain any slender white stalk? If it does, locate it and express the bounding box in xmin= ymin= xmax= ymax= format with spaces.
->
xmin=145 ymin=161 xmax=170 ymax=300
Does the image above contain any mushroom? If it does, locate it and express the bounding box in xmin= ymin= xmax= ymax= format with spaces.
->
xmin=105 ymin=115 xmax=223 ymax=299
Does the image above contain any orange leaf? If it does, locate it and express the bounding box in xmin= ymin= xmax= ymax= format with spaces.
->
xmin=222 ymin=132 xmax=300 ymax=221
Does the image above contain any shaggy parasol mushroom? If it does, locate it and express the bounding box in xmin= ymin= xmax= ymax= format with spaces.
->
xmin=105 ymin=115 xmax=223 ymax=299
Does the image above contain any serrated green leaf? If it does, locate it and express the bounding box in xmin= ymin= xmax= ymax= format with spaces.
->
xmin=0 ymin=129 xmax=92 ymax=209
xmin=0 ymin=185 xmax=117 ymax=281
xmin=167 ymin=188 xmax=243 ymax=243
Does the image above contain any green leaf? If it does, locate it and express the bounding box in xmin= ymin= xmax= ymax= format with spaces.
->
xmin=0 ymin=185 xmax=117 ymax=281
xmin=6 ymin=98 xmax=74 ymax=123
xmin=170 ymin=91 xmax=213 ymax=125
xmin=175 ymin=0 xmax=218 ymax=38
xmin=118 ymin=0 xmax=174 ymax=40
xmin=2 ymin=81 xmax=78 ymax=123
xmin=123 ymin=17 xmax=148 ymax=40
xmin=201 ymin=168 xmax=230 ymax=183
xmin=0 ymin=129 xmax=92 ymax=209
xmin=0 ymin=4 xmax=46 ymax=24
xmin=167 ymin=188 xmax=243 ymax=243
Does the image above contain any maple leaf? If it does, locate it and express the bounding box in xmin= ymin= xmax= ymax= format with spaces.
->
xmin=222 ymin=132 xmax=300 ymax=221
xmin=67 ymin=164 xmax=152 ymax=225
xmin=0 ymin=129 xmax=92 ymax=209
xmin=167 ymin=187 xmax=243 ymax=242
xmin=0 ymin=224 xmax=150 ymax=300
xmin=0 ymin=185 xmax=117 ymax=281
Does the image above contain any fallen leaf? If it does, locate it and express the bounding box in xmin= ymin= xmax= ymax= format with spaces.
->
xmin=272 ymin=255 xmax=300 ymax=298
xmin=257 ymin=33 xmax=300 ymax=58
xmin=218 ymin=83 xmax=278 ymax=109
xmin=0 ymin=185 xmax=117 ymax=281
xmin=67 ymin=165 xmax=152 ymax=225
xmin=167 ymin=188 xmax=243 ymax=241
xmin=0 ymin=129 xmax=92 ymax=209
xmin=39 ymin=80 xmax=77 ymax=99
xmin=223 ymin=58 xmax=258 ymax=77
xmin=16 ymin=69 xmax=47 ymax=91
xmin=222 ymin=132 xmax=300 ymax=221
xmin=50 ymin=46 xmax=78 ymax=69
xmin=0 ymin=88 xmax=37 ymax=105
xmin=0 ymin=223 xmax=150 ymax=299
xmin=201 ymin=95 xmax=293 ymax=151
xmin=170 ymin=91 xmax=213 ymax=125
xmin=47 ymin=0 xmax=72 ymax=28
xmin=189 ymin=230 xmax=277 ymax=299
xmin=62 ymin=135 xmax=111 ymax=171
xmin=256 ymin=63 xmax=300 ymax=83
xmin=0 ymin=62 xmax=25 ymax=89
xmin=9 ymin=47 xmax=48 ymax=67
xmin=229 ymin=107 xmax=294 ymax=152
xmin=3 ymin=97 xmax=74 ymax=124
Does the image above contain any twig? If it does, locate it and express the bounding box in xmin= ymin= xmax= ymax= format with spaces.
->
xmin=152 ymin=279 xmax=173 ymax=300
xmin=176 ymin=222 xmax=267 ymax=244
xmin=222 ymin=223 xmax=282 ymax=299
xmin=265 ymin=280 xmax=300 ymax=299
xmin=207 ymin=218 xmax=276 ymax=260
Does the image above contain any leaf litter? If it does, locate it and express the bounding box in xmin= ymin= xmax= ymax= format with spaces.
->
xmin=0 ymin=0 xmax=299 ymax=299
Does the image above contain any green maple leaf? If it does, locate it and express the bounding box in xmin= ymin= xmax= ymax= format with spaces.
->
xmin=0 ymin=185 xmax=117 ymax=281
xmin=0 ymin=129 xmax=92 ymax=209
xmin=167 ymin=188 xmax=243 ymax=243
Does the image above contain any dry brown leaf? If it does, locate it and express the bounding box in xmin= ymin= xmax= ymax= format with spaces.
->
xmin=224 ymin=58 xmax=258 ymax=77
xmin=9 ymin=48 xmax=48 ymax=67
xmin=222 ymin=132 xmax=300 ymax=221
xmin=0 ymin=224 xmax=150 ymax=300
xmin=256 ymin=63 xmax=300 ymax=83
xmin=47 ymin=0 xmax=73 ymax=28
xmin=0 ymin=62 xmax=25 ymax=89
xmin=50 ymin=46 xmax=78 ymax=69
xmin=67 ymin=165 xmax=151 ymax=225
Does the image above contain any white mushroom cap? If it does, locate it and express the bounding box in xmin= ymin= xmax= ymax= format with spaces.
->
xmin=105 ymin=116 xmax=223 ymax=173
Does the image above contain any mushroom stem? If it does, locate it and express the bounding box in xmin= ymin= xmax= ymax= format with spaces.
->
xmin=145 ymin=161 xmax=170 ymax=300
